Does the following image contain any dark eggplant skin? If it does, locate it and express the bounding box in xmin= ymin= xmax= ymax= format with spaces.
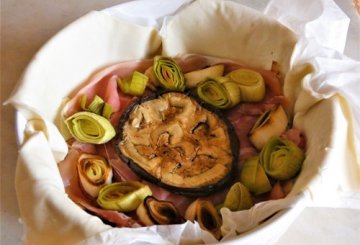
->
xmin=113 ymin=90 xmax=239 ymax=197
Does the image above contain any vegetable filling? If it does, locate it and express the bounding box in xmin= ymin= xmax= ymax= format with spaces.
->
xmin=117 ymin=92 xmax=238 ymax=196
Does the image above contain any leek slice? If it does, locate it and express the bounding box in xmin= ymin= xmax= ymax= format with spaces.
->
xmin=249 ymin=105 xmax=288 ymax=150
xmin=88 ymin=95 xmax=104 ymax=115
xmin=197 ymin=77 xmax=241 ymax=109
xmin=102 ymin=103 xmax=113 ymax=119
xmin=221 ymin=80 xmax=242 ymax=106
xmin=77 ymin=154 xmax=113 ymax=197
xmin=226 ymin=68 xmax=265 ymax=102
xmin=260 ymin=137 xmax=305 ymax=180
xmin=117 ymin=71 xmax=149 ymax=96
xmin=153 ymin=56 xmax=185 ymax=91
xmin=80 ymin=94 xmax=89 ymax=111
xmin=239 ymin=156 xmax=272 ymax=195
xmin=197 ymin=78 xmax=230 ymax=108
xmin=185 ymin=199 xmax=222 ymax=240
xmin=223 ymin=182 xmax=253 ymax=211
xmin=184 ymin=64 xmax=224 ymax=88
xmin=80 ymin=94 xmax=113 ymax=119
xmin=136 ymin=196 xmax=184 ymax=225
xmin=97 ymin=181 xmax=152 ymax=212
xmin=65 ymin=111 xmax=115 ymax=144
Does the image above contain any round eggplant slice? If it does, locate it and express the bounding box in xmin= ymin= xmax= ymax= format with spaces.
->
xmin=116 ymin=92 xmax=239 ymax=196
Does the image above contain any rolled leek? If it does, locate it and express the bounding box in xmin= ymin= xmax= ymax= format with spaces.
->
xmin=184 ymin=64 xmax=224 ymax=88
xmin=223 ymin=182 xmax=253 ymax=211
xmin=153 ymin=56 xmax=185 ymax=91
xmin=117 ymin=71 xmax=149 ymax=96
xmin=185 ymin=199 xmax=222 ymax=240
xmin=197 ymin=78 xmax=240 ymax=109
xmin=239 ymin=156 xmax=272 ymax=195
xmin=221 ymin=79 xmax=242 ymax=107
xmin=260 ymin=137 xmax=305 ymax=180
xmin=136 ymin=196 xmax=184 ymax=225
xmin=226 ymin=68 xmax=265 ymax=102
xmin=249 ymin=105 xmax=288 ymax=150
xmin=77 ymin=154 xmax=113 ymax=197
xmin=65 ymin=111 xmax=115 ymax=144
xmin=97 ymin=181 xmax=152 ymax=212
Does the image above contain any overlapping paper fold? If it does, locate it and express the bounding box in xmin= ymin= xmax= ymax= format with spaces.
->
xmin=5 ymin=0 xmax=360 ymax=244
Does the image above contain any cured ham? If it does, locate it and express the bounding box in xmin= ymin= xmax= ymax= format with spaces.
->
xmin=68 ymin=139 xmax=97 ymax=154
xmin=281 ymin=127 xmax=306 ymax=149
xmin=109 ymin=95 xmax=136 ymax=126
xmin=227 ymin=114 xmax=258 ymax=162
xmin=175 ymin=55 xmax=210 ymax=73
xmin=98 ymin=143 xmax=141 ymax=182
xmin=74 ymin=197 xmax=140 ymax=228
xmin=63 ymin=59 xmax=153 ymax=118
xmin=57 ymin=54 xmax=304 ymax=230
xmin=58 ymin=149 xmax=140 ymax=227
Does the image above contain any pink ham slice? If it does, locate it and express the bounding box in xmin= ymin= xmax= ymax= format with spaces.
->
xmin=174 ymin=54 xmax=286 ymax=165
xmin=175 ymin=55 xmax=210 ymax=73
xmin=63 ymin=59 xmax=153 ymax=118
xmin=268 ymin=182 xmax=286 ymax=200
xmin=59 ymin=53 xmax=292 ymax=227
xmin=98 ymin=143 xmax=141 ymax=182
xmin=68 ymin=139 xmax=97 ymax=154
xmin=281 ymin=128 xmax=306 ymax=150
xmin=99 ymin=143 xmax=194 ymax=215
xmin=58 ymin=149 xmax=140 ymax=228
xmin=225 ymin=96 xmax=289 ymax=163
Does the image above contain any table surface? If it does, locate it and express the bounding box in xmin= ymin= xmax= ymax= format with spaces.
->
xmin=1 ymin=1 xmax=360 ymax=245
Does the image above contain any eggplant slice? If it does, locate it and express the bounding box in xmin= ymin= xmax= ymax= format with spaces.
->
xmin=115 ymin=91 xmax=239 ymax=196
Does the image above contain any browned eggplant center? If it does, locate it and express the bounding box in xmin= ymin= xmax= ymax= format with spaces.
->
xmin=117 ymin=92 xmax=236 ymax=195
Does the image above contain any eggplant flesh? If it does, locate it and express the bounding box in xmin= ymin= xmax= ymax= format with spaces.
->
xmin=116 ymin=91 xmax=239 ymax=196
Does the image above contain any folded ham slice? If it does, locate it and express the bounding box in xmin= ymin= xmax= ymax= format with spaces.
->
xmin=58 ymin=149 xmax=140 ymax=228
xmin=62 ymin=59 xmax=153 ymax=119
xmin=58 ymin=54 xmax=297 ymax=228
xmin=281 ymin=127 xmax=306 ymax=149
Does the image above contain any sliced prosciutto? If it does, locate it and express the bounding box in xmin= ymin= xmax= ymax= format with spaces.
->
xmin=57 ymin=54 xmax=304 ymax=230
xmin=62 ymin=59 xmax=153 ymax=118
xmin=58 ymin=149 xmax=140 ymax=227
